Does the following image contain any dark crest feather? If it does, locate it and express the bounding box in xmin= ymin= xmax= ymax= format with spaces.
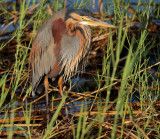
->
xmin=65 ymin=9 xmax=92 ymax=20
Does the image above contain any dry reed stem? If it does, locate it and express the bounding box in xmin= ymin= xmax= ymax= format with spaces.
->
xmin=125 ymin=97 xmax=158 ymax=139
xmin=72 ymin=110 xmax=141 ymax=117
xmin=0 ymin=129 xmax=37 ymax=136
xmin=0 ymin=116 xmax=43 ymax=123
xmin=2 ymin=124 xmax=42 ymax=127
xmin=64 ymin=0 xmax=67 ymax=9
xmin=98 ymin=0 xmax=103 ymax=17
xmin=131 ymin=118 xmax=149 ymax=139
xmin=47 ymin=2 xmax=53 ymax=15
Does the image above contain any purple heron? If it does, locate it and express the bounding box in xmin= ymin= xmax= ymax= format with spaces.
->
xmin=29 ymin=9 xmax=115 ymax=118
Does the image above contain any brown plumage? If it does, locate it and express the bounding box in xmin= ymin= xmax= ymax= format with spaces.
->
xmin=29 ymin=9 xmax=115 ymax=118
xmin=30 ymin=9 xmax=92 ymax=95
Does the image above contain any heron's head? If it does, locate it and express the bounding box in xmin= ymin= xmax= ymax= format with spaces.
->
xmin=52 ymin=9 xmax=116 ymax=40
xmin=64 ymin=9 xmax=116 ymax=29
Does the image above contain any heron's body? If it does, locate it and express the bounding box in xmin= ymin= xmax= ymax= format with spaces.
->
xmin=29 ymin=9 xmax=115 ymax=119
xmin=30 ymin=9 xmax=92 ymax=95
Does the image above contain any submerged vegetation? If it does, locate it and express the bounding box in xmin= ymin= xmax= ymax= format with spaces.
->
xmin=0 ymin=0 xmax=160 ymax=138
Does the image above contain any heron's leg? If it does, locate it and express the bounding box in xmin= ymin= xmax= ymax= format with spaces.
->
xmin=58 ymin=76 xmax=68 ymax=119
xmin=44 ymin=75 xmax=49 ymax=121
xmin=58 ymin=76 xmax=63 ymax=97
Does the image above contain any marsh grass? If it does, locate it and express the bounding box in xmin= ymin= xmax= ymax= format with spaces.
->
xmin=0 ymin=0 xmax=160 ymax=138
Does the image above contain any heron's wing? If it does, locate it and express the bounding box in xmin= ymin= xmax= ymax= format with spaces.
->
xmin=29 ymin=10 xmax=67 ymax=94
xmin=29 ymin=35 xmax=56 ymax=94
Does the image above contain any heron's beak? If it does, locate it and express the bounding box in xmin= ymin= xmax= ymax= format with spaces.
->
xmin=79 ymin=16 xmax=116 ymax=28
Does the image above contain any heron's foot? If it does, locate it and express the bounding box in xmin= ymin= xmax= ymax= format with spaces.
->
xmin=46 ymin=105 xmax=50 ymax=122
xmin=44 ymin=75 xmax=49 ymax=122
xmin=64 ymin=105 xmax=69 ymax=120
xmin=62 ymin=86 xmax=69 ymax=120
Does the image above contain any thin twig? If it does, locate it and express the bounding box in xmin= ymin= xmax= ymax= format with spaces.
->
xmin=64 ymin=0 xmax=67 ymax=9
xmin=47 ymin=2 xmax=53 ymax=15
